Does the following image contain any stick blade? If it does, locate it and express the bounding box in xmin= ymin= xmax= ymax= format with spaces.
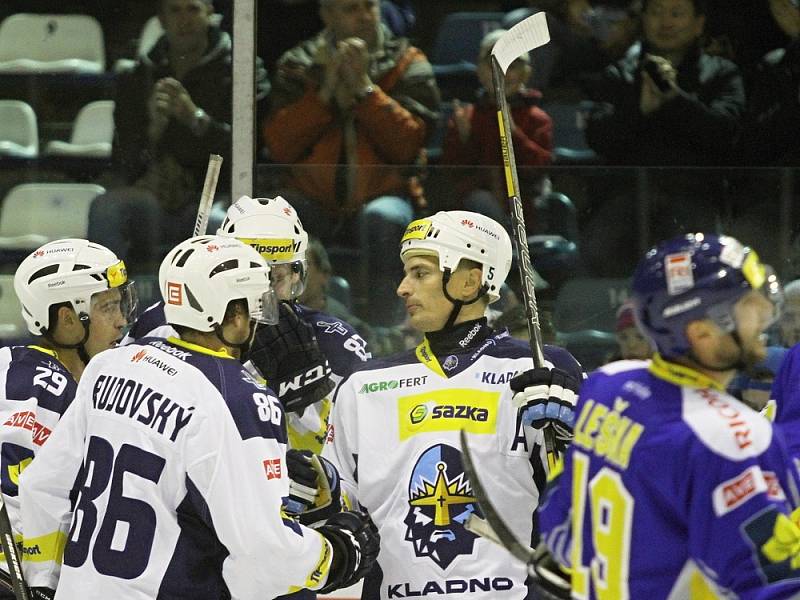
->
xmin=491 ymin=12 xmax=550 ymax=74
xmin=459 ymin=429 xmax=535 ymax=565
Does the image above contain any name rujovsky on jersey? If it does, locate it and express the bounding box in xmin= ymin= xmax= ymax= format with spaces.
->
xmin=323 ymin=320 xmax=582 ymax=600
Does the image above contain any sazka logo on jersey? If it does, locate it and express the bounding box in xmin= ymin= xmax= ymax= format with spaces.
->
xmin=404 ymin=444 xmax=482 ymax=569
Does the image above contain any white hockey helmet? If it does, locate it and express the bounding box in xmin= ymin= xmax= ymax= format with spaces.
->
xmin=400 ymin=211 xmax=512 ymax=304
xmin=217 ymin=195 xmax=309 ymax=298
xmin=159 ymin=235 xmax=278 ymax=332
xmin=14 ymin=238 xmax=136 ymax=336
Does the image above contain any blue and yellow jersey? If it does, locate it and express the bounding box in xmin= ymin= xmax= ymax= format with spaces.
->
xmin=540 ymin=355 xmax=800 ymax=599
xmin=322 ymin=319 xmax=581 ymax=600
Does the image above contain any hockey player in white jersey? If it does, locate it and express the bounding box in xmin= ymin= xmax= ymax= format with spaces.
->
xmin=18 ymin=235 xmax=379 ymax=599
xmin=0 ymin=239 xmax=135 ymax=599
xmin=306 ymin=211 xmax=583 ymax=600
xmin=126 ymin=195 xmax=371 ymax=455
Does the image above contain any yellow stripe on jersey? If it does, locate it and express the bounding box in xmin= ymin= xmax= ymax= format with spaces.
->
xmin=167 ymin=336 xmax=233 ymax=359
xmin=398 ymin=389 xmax=499 ymax=440
xmin=288 ymin=536 xmax=333 ymax=593
xmin=8 ymin=456 xmax=33 ymax=486
xmin=26 ymin=345 xmax=59 ymax=359
xmin=649 ymin=353 xmax=725 ymax=391
xmin=415 ymin=338 xmax=445 ymax=378
xmin=21 ymin=531 xmax=68 ymax=563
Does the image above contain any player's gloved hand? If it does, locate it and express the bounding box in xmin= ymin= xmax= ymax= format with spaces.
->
xmin=248 ymin=301 xmax=335 ymax=414
xmin=284 ymin=449 xmax=343 ymax=526
xmin=527 ymin=543 xmax=571 ymax=600
xmin=511 ymin=367 xmax=580 ymax=450
xmin=315 ymin=511 xmax=380 ymax=594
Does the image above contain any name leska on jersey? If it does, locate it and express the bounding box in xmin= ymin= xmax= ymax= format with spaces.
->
xmin=572 ymin=396 xmax=644 ymax=470
xmin=92 ymin=375 xmax=194 ymax=442
xmin=359 ymin=376 xmax=428 ymax=394
xmin=387 ymin=576 xmax=514 ymax=598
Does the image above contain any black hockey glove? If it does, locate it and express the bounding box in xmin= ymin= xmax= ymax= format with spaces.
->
xmin=315 ymin=511 xmax=380 ymax=594
xmin=528 ymin=543 xmax=571 ymax=600
xmin=30 ymin=589 xmax=56 ymax=600
xmin=284 ymin=449 xmax=343 ymax=526
xmin=248 ymin=301 xmax=335 ymax=414
xmin=511 ymin=367 xmax=580 ymax=451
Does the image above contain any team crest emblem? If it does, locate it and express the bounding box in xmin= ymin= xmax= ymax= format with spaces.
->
xmin=442 ymin=355 xmax=458 ymax=371
xmin=403 ymin=444 xmax=482 ymax=569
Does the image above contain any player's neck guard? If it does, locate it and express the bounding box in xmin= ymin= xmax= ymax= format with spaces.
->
xmin=648 ymin=353 xmax=726 ymax=391
xmin=425 ymin=317 xmax=492 ymax=356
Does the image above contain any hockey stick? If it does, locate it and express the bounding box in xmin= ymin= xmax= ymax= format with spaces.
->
xmin=459 ymin=430 xmax=535 ymax=565
xmin=0 ymin=494 xmax=30 ymax=600
xmin=491 ymin=13 xmax=560 ymax=468
xmin=193 ymin=154 xmax=224 ymax=236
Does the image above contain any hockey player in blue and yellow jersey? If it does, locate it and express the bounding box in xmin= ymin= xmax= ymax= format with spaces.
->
xmin=18 ymin=235 xmax=378 ymax=599
xmin=538 ymin=233 xmax=800 ymax=599
xmin=0 ymin=239 xmax=136 ymax=598
xmin=312 ymin=211 xmax=582 ymax=600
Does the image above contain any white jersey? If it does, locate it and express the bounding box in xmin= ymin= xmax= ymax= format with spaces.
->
xmin=19 ymin=336 xmax=334 ymax=599
xmin=322 ymin=320 xmax=582 ymax=600
xmin=0 ymin=345 xmax=75 ymax=557
xmin=124 ymin=301 xmax=370 ymax=455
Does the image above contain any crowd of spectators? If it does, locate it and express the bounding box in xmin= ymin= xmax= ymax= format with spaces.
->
xmin=1 ymin=0 xmax=799 ymax=345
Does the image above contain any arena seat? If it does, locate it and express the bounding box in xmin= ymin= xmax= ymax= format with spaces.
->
xmin=0 ymin=100 xmax=38 ymax=158
xmin=0 ymin=183 xmax=106 ymax=253
xmin=0 ymin=14 xmax=105 ymax=74
xmin=45 ymin=100 xmax=115 ymax=159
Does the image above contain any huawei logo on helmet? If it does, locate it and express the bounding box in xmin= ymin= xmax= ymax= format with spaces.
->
xmin=207 ymin=244 xmax=219 ymax=253
xmin=33 ymin=250 xmax=44 ymax=258
xmin=283 ymin=208 xmax=292 ymax=216
xmin=131 ymin=349 xmax=147 ymax=363
xmin=461 ymin=219 xmax=475 ymax=228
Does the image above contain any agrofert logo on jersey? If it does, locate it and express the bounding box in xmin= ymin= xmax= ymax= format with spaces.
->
xmin=359 ymin=376 xmax=428 ymax=394
xmin=404 ymin=443 xmax=482 ymax=569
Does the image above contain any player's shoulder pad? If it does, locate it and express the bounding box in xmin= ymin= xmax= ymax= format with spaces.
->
xmin=142 ymin=338 xmax=287 ymax=444
xmin=0 ymin=346 xmax=76 ymax=414
xmin=127 ymin=300 xmax=167 ymax=341
xmin=682 ymin=387 xmax=772 ymax=461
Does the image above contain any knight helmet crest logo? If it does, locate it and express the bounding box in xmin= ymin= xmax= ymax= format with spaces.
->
xmin=403 ymin=443 xmax=482 ymax=569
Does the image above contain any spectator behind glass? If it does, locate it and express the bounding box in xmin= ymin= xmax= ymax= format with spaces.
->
xmin=582 ymin=0 xmax=745 ymax=165
xmin=88 ymin=0 xmax=268 ymax=272
xmin=778 ymin=279 xmax=800 ymax=347
xmin=738 ymin=0 xmax=800 ymax=165
xmin=613 ymin=299 xmax=653 ymax=360
xmin=263 ymin=0 xmax=440 ymax=326
xmin=440 ymin=29 xmax=552 ymax=230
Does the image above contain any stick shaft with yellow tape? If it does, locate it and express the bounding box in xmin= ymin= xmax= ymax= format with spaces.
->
xmin=490 ymin=13 xmax=558 ymax=465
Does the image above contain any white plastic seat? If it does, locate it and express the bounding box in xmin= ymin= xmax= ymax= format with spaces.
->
xmin=0 ymin=183 xmax=105 ymax=251
xmin=45 ymin=100 xmax=115 ymax=158
xmin=0 ymin=14 xmax=105 ymax=74
xmin=0 ymin=100 xmax=38 ymax=158
xmin=0 ymin=275 xmax=28 ymax=340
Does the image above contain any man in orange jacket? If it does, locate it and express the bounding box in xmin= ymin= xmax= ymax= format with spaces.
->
xmin=263 ymin=0 xmax=440 ymax=326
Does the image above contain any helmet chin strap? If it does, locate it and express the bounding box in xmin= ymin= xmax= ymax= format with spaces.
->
xmin=43 ymin=315 xmax=92 ymax=368
xmin=214 ymin=321 xmax=257 ymax=364
xmin=440 ymin=269 xmax=488 ymax=330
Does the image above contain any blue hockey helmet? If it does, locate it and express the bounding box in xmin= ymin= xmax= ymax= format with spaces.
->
xmin=631 ymin=233 xmax=781 ymax=358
